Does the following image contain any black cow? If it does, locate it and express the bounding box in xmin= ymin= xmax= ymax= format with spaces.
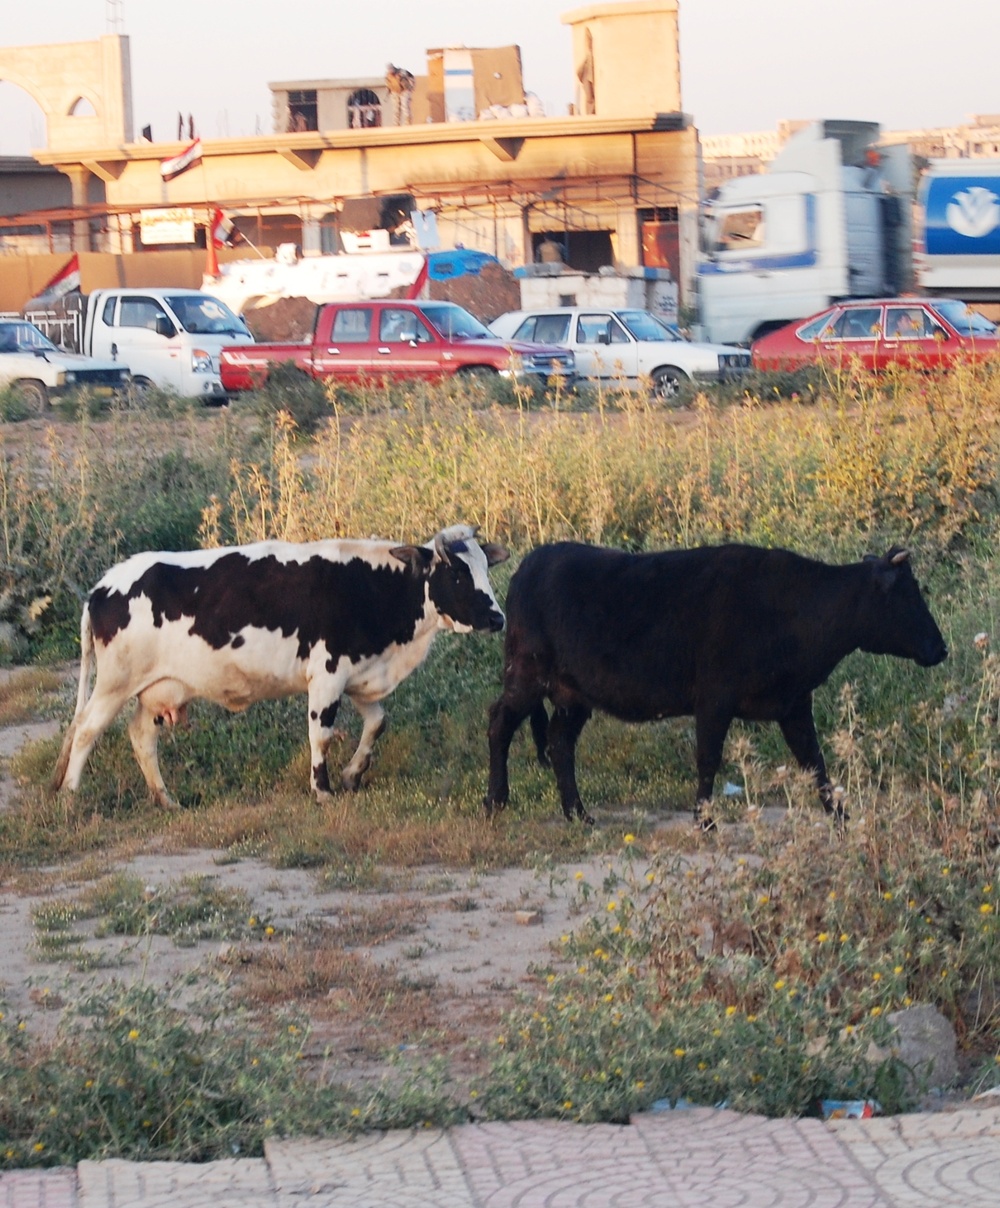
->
xmin=484 ymin=542 xmax=947 ymax=827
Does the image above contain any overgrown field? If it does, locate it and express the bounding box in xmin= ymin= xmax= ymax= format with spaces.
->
xmin=3 ymin=359 xmax=1000 ymax=1164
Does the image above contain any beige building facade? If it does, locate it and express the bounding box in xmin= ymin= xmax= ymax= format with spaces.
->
xmin=0 ymin=4 xmax=699 ymax=312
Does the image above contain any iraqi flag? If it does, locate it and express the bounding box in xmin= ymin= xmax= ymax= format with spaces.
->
xmin=211 ymin=208 xmax=240 ymax=248
xmin=32 ymin=254 xmax=81 ymax=303
xmin=160 ymin=138 xmax=203 ymax=182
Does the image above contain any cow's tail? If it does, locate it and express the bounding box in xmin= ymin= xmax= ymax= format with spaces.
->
xmin=73 ymin=607 xmax=95 ymax=718
xmin=529 ymin=703 xmax=550 ymax=768
xmin=50 ymin=606 xmax=94 ymax=792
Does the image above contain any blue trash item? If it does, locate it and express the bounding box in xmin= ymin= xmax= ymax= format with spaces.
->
xmin=820 ymin=1099 xmax=882 ymax=1119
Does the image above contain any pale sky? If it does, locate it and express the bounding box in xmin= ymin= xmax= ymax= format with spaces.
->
xmin=0 ymin=0 xmax=998 ymax=154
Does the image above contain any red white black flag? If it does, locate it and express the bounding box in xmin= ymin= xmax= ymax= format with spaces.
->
xmin=160 ymin=138 xmax=203 ymax=181
xmin=211 ymin=208 xmax=240 ymax=248
xmin=33 ymin=253 xmax=81 ymax=303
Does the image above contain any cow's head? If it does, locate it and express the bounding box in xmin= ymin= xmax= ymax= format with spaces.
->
xmin=390 ymin=523 xmax=508 ymax=633
xmin=862 ymin=547 xmax=948 ymax=667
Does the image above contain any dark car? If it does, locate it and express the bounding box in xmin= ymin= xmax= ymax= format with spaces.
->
xmin=751 ymin=298 xmax=1000 ymax=372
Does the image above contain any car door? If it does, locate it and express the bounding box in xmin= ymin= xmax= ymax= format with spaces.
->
xmin=573 ymin=313 xmax=638 ymax=382
xmin=311 ymin=306 xmax=375 ymax=383
xmin=111 ymin=295 xmax=184 ymax=390
xmin=369 ymin=306 xmax=440 ymax=381
xmin=882 ymin=305 xmax=949 ymax=370
xmin=817 ymin=306 xmax=883 ymax=370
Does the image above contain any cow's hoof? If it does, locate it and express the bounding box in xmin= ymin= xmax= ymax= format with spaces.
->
xmin=696 ymin=812 xmax=718 ymax=833
xmin=483 ymin=797 xmax=507 ymax=820
xmin=341 ymin=773 xmax=362 ymax=793
xmin=579 ymin=810 xmax=596 ymax=827
xmin=156 ymin=792 xmax=181 ymax=811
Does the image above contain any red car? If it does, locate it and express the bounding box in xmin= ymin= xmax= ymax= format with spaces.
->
xmin=751 ymin=298 xmax=1000 ymax=372
xmin=220 ymin=299 xmax=576 ymax=393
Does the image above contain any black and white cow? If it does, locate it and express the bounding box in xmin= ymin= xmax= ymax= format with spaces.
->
xmin=52 ymin=524 xmax=508 ymax=808
xmin=484 ymin=541 xmax=947 ymax=827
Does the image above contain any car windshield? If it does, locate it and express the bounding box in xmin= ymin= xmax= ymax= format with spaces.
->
xmin=930 ymin=300 xmax=998 ymax=337
xmin=164 ymin=294 xmax=250 ymax=336
xmin=617 ymin=310 xmax=682 ymax=342
xmin=0 ymin=321 xmax=58 ymax=354
xmin=420 ymin=303 xmax=493 ymax=340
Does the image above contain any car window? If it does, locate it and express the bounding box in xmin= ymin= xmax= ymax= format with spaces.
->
xmin=101 ymin=295 xmax=116 ymax=326
xmin=420 ymin=303 xmax=492 ymax=340
xmin=576 ymin=314 xmax=622 ymax=345
xmin=828 ymin=308 xmax=882 ymax=340
xmin=618 ymin=310 xmax=678 ymax=342
xmin=331 ymin=309 xmax=372 ymax=342
xmin=531 ymin=315 xmax=572 ymax=344
xmin=165 ymin=294 xmax=248 ymax=336
xmin=930 ymin=300 xmax=998 ymax=337
xmin=379 ymin=308 xmax=431 ymax=343
xmin=713 ymin=207 xmax=764 ymax=251
xmin=796 ymin=313 xmax=837 ymax=340
xmin=119 ymin=297 xmax=169 ymax=331
xmin=885 ymin=307 xmax=940 ymax=339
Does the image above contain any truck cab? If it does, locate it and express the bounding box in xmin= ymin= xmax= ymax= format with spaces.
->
xmin=85 ymin=288 xmax=253 ymax=401
xmin=697 ymin=121 xmax=913 ymax=346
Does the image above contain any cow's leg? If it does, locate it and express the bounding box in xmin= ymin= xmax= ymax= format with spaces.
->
xmin=693 ymin=707 xmax=733 ymax=831
xmin=485 ymin=695 xmax=537 ymax=816
xmin=778 ymin=696 xmax=843 ymax=822
xmin=305 ymin=687 xmax=345 ymax=803
xmin=341 ymin=698 xmax=386 ymax=792
xmin=546 ymin=704 xmax=594 ymax=825
xmin=128 ymin=701 xmax=179 ymax=811
xmin=58 ymin=687 xmax=132 ymax=794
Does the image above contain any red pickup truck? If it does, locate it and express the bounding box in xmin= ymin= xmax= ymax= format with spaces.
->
xmin=220 ymin=299 xmax=576 ymax=393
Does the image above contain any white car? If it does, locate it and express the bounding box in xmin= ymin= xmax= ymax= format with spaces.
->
xmin=0 ymin=319 xmax=129 ymax=411
xmin=489 ymin=307 xmax=750 ymax=400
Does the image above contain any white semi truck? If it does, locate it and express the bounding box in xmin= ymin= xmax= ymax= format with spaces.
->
xmin=696 ymin=120 xmax=913 ymax=346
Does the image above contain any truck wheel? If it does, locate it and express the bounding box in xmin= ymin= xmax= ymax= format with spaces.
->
xmin=13 ymin=380 xmax=48 ymax=413
xmin=651 ymin=367 xmax=685 ymax=403
xmin=459 ymin=366 xmax=498 ymax=380
xmin=130 ymin=376 xmax=154 ymax=398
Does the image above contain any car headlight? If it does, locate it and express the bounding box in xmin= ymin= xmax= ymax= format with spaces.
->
xmin=64 ymin=372 xmax=76 ymax=384
xmin=192 ymin=349 xmax=214 ymax=374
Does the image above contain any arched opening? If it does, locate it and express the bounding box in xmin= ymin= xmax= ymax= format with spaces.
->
xmin=69 ymin=96 xmax=97 ymax=117
xmin=348 ymin=89 xmax=381 ymax=129
xmin=0 ymin=81 xmax=46 ymax=154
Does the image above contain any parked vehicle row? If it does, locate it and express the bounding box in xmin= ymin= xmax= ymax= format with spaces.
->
xmin=14 ymin=274 xmax=998 ymax=415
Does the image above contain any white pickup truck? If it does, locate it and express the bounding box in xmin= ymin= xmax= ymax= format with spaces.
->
xmin=0 ymin=318 xmax=130 ymax=411
xmin=26 ymin=288 xmax=254 ymax=403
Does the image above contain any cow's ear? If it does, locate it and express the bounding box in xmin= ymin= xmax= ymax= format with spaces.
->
xmin=390 ymin=545 xmax=434 ymax=575
xmin=480 ymin=542 xmax=510 ymax=567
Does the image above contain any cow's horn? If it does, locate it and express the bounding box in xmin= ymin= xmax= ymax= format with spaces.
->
xmin=888 ymin=547 xmax=911 ymax=565
xmin=434 ymin=532 xmax=451 ymax=564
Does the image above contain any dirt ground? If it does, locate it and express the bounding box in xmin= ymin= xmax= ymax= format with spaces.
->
xmin=0 ymin=673 xmax=649 ymax=1085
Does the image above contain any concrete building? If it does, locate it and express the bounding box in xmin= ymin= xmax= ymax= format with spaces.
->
xmin=0 ymin=1 xmax=699 ymax=314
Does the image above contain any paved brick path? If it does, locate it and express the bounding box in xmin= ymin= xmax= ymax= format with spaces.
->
xmin=2 ymin=1105 xmax=999 ymax=1207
